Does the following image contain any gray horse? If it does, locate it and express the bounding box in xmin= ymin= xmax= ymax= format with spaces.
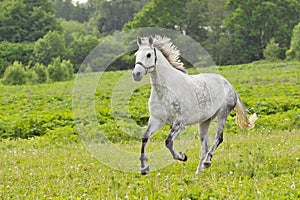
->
xmin=132 ymin=36 xmax=257 ymax=175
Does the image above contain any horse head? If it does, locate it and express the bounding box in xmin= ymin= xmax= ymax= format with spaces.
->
xmin=132 ymin=36 xmax=157 ymax=82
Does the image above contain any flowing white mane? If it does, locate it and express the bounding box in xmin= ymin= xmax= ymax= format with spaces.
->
xmin=139 ymin=35 xmax=186 ymax=73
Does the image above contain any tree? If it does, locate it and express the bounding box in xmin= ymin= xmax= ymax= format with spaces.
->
xmin=58 ymin=19 xmax=90 ymax=47
xmin=69 ymin=35 xmax=99 ymax=72
xmin=33 ymin=31 xmax=68 ymax=66
xmin=124 ymin=0 xmax=210 ymax=45
xmin=0 ymin=42 xmax=34 ymax=77
xmin=286 ymin=22 xmax=300 ymax=61
xmin=0 ymin=0 xmax=61 ymax=42
xmin=205 ymin=0 xmax=231 ymax=65
xmin=225 ymin=0 xmax=300 ymax=63
xmin=124 ymin=0 xmax=186 ymax=30
xmin=52 ymin=0 xmax=74 ymax=21
xmin=90 ymin=0 xmax=148 ymax=34
xmin=52 ymin=0 xmax=90 ymax=22
xmin=184 ymin=0 xmax=209 ymax=43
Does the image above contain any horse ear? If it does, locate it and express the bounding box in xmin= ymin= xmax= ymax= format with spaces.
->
xmin=137 ymin=36 xmax=142 ymax=46
xmin=149 ymin=36 xmax=153 ymax=46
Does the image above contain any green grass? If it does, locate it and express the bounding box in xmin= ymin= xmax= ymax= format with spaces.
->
xmin=0 ymin=130 xmax=299 ymax=199
xmin=0 ymin=61 xmax=299 ymax=199
xmin=0 ymin=61 xmax=299 ymax=140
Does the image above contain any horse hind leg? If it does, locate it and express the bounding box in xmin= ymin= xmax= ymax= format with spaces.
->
xmin=165 ymin=121 xmax=187 ymax=162
xmin=196 ymin=119 xmax=211 ymax=174
xmin=202 ymin=108 xmax=231 ymax=169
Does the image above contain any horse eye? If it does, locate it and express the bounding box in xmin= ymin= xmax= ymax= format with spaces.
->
xmin=146 ymin=53 xmax=151 ymax=58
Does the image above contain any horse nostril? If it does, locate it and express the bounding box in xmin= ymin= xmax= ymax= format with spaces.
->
xmin=132 ymin=71 xmax=142 ymax=82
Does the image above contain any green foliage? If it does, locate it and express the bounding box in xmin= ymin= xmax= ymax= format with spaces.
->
xmin=31 ymin=63 xmax=49 ymax=84
xmin=0 ymin=81 xmax=74 ymax=139
xmin=202 ymin=0 xmax=230 ymax=65
xmin=0 ymin=42 xmax=34 ymax=77
xmin=286 ymin=22 xmax=300 ymax=61
xmin=123 ymin=0 xmax=300 ymax=65
xmin=52 ymin=0 xmax=90 ymax=22
xmin=183 ymin=0 xmax=209 ymax=43
xmin=0 ymin=0 xmax=299 ymax=67
xmin=26 ymin=69 xmax=39 ymax=85
xmin=89 ymin=0 xmax=148 ymax=35
xmin=0 ymin=0 xmax=61 ymax=42
xmin=2 ymin=61 xmax=28 ymax=85
xmin=225 ymin=0 xmax=300 ymax=63
xmin=69 ymin=35 xmax=100 ymax=72
xmin=1 ymin=57 xmax=74 ymax=85
xmin=48 ymin=57 xmax=74 ymax=82
xmin=263 ymin=38 xmax=282 ymax=61
xmin=34 ymin=31 xmax=68 ymax=66
xmin=124 ymin=0 xmax=188 ymax=30
xmin=59 ymin=19 xmax=91 ymax=44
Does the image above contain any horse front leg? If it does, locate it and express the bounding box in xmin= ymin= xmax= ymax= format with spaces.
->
xmin=165 ymin=121 xmax=187 ymax=161
xmin=140 ymin=137 xmax=150 ymax=175
xmin=140 ymin=118 xmax=163 ymax=175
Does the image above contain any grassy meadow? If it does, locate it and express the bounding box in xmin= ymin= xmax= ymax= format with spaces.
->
xmin=0 ymin=61 xmax=299 ymax=199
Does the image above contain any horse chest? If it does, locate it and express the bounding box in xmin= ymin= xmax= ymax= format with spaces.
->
xmin=151 ymin=87 xmax=181 ymax=110
xmin=149 ymin=87 xmax=182 ymax=123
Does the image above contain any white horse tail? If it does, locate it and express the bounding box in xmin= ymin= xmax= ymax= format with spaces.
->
xmin=234 ymin=96 xmax=258 ymax=131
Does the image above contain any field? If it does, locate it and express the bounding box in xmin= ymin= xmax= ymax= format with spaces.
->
xmin=0 ymin=61 xmax=299 ymax=199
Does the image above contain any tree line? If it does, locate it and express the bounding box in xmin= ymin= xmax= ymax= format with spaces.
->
xmin=0 ymin=0 xmax=300 ymax=85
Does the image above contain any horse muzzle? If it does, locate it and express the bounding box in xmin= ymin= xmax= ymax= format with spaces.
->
xmin=132 ymin=64 xmax=146 ymax=82
xmin=132 ymin=71 xmax=143 ymax=82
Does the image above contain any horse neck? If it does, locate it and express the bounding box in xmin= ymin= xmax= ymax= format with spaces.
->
xmin=150 ymin=51 xmax=184 ymax=91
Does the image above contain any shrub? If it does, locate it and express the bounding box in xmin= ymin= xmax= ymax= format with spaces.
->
xmin=31 ymin=63 xmax=49 ymax=83
xmin=48 ymin=57 xmax=73 ymax=82
xmin=2 ymin=61 xmax=27 ymax=85
xmin=263 ymin=38 xmax=282 ymax=61
xmin=26 ymin=69 xmax=39 ymax=85
xmin=286 ymin=22 xmax=300 ymax=60
xmin=61 ymin=59 xmax=74 ymax=80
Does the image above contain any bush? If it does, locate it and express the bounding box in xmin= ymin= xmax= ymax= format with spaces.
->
xmin=1 ymin=58 xmax=74 ymax=85
xmin=2 ymin=61 xmax=28 ymax=85
xmin=263 ymin=38 xmax=282 ymax=61
xmin=48 ymin=57 xmax=74 ymax=82
xmin=31 ymin=63 xmax=49 ymax=83
xmin=26 ymin=69 xmax=39 ymax=85
xmin=286 ymin=22 xmax=300 ymax=60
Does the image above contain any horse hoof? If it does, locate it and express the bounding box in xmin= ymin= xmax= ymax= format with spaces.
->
xmin=203 ymin=161 xmax=211 ymax=169
xmin=178 ymin=152 xmax=188 ymax=162
xmin=195 ymin=168 xmax=204 ymax=174
xmin=141 ymin=165 xmax=150 ymax=175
